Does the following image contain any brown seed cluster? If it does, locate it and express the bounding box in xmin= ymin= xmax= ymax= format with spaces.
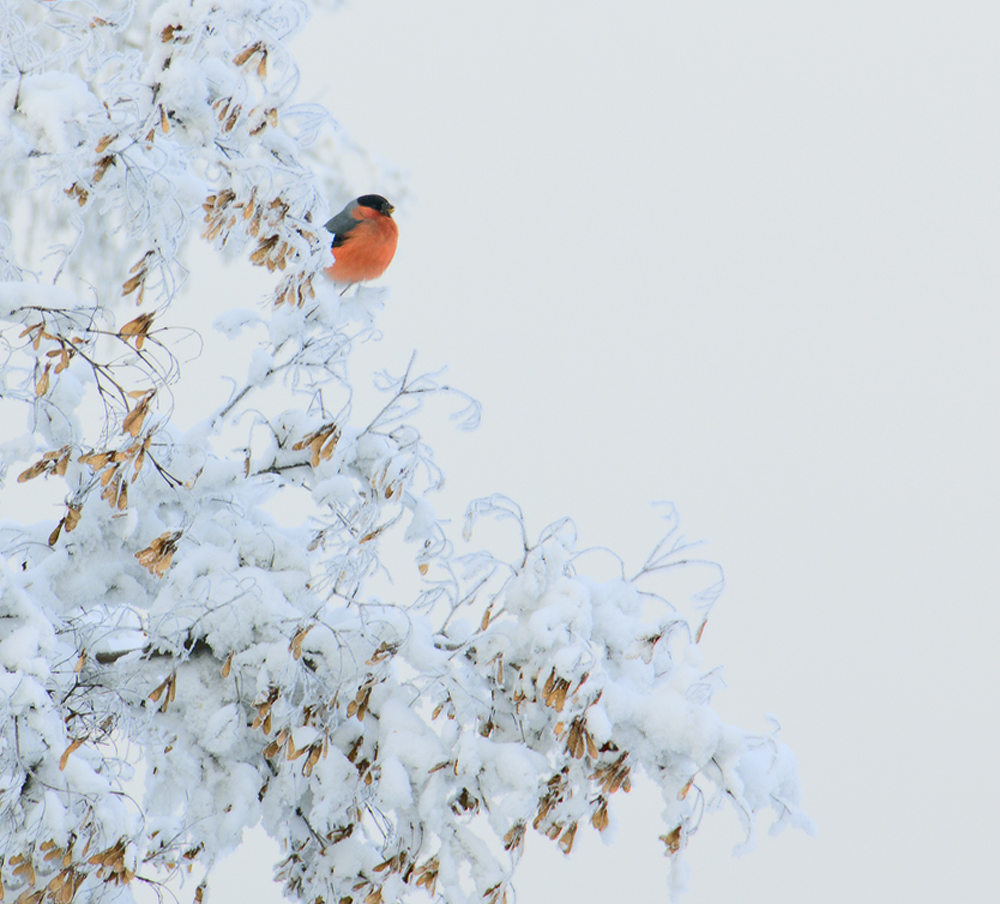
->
xmin=483 ymin=880 xmax=509 ymax=904
xmin=1 ymin=836 xmax=134 ymax=904
xmin=19 ymin=432 xmax=161 ymax=545
xmin=251 ymin=687 xmax=280 ymax=733
xmin=201 ymin=188 xmax=319 ymax=307
xmin=590 ymin=752 xmax=631 ymax=795
xmin=17 ymin=322 xmax=83 ymax=396
xmin=64 ymin=183 xmax=89 ymax=207
xmin=85 ymin=840 xmax=133 ymax=885
xmin=590 ymin=797 xmax=610 ymax=831
xmin=540 ymin=668 xmax=572 ymax=712
xmin=148 ymin=672 xmax=177 ymax=713
xmin=292 ymin=424 xmax=340 ymax=467
xmin=134 ymin=530 xmax=181 ymax=577
xmin=327 ymin=851 xmax=442 ymax=904
xmin=289 ymin=626 xmax=314 ymax=661
xmin=262 ymin=728 xmax=326 ymax=778
xmin=272 ymin=273 xmax=316 ymax=308
xmin=18 ymin=447 xmax=71 ymax=484
xmin=533 ymin=769 xmax=569 ymax=834
xmin=232 ymin=41 xmax=269 ymax=79
xmin=122 ymin=252 xmax=155 ymax=305
xmin=659 ymin=825 xmax=683 ymax=854
xmin=80 ymin=430 xmax=154 ymax=512
xmin=254 ymin=689 xmax=332 ymax=776
xmin=345 ymin=685 xmax=372 ymax=722
xmin=117 ymin=313 xmax=155 ymax=350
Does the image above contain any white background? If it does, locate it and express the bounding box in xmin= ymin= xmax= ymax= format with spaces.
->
xmin=206 ymin=1 xmax=999 ymax=902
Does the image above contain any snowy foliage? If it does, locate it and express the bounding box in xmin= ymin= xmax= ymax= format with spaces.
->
xmin=0 ymin=3 xmax=812 ymax=904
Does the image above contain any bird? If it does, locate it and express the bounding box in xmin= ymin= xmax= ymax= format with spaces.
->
xmin=322 ymin=194 xmax=398 ymax=287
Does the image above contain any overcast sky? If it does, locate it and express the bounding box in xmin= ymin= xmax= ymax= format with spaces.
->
xmin=201 ymin=1 xmax=999 ymax=902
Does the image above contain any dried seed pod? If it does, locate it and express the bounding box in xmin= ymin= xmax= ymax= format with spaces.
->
xmin=59 ymin=739 xmax=85 ymax=771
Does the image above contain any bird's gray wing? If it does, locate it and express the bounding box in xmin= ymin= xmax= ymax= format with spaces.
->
xmin=323 ymin=203 xmax=359 ymax=248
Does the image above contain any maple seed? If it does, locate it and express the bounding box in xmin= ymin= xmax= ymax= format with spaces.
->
xmin=123 ymin=392 xmax=154 ymax=437
xmin=149 ymin=678 xmax=168 ymax=703
xmin=660 ymin=825 xmax=683 ymax=855
xmin=93 ymin=155 xmax=115 ymax=183
xmin=289 ymin=625 xmax=313 ymax=660
xmin=557 ymin=822 xmax=578 ymax=854
xmin=591 ymin=798 xmax=610 ymax=831
xmin=35 ymin=363 xmax=51 ymax=396
xmin=233 ymin=41 xmax=263 ymax=66
xmin=250 ymin=234 xmax=278 ymax=265
xmin=18 ymin=460 xmax=49 ymax=482
xmin=136 ymin=530 xmax=182 ymax=576
xmin=79 ymin=451 xmax=113 ymax=470
xmin=12 ymin=858 xmax=37 ymax=887
xmin=54 ymin=347 xmax=71 ymax=374
xmin=101 ymin=472 xmax=122 ymax=509
xmin=59 ymin=739 xmax=85 ymax=771
xmin=119 ymin=313 xmax=154 ymax=349
xmin=503 ymin=823 xmax=525 ymax=852
xmin=411 ymin=858 xmax=439 ymax=895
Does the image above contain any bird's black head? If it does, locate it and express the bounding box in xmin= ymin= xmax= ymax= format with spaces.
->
xmin=356 ymin=194 xmax=395 ymax=216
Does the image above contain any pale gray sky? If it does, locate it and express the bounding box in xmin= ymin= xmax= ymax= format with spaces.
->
xmin=207 ymin=1 xmax=999 ymax=902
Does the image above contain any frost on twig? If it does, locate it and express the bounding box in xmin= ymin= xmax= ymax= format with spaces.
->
xmin=0 ymin=4 xmax=810 ymax=904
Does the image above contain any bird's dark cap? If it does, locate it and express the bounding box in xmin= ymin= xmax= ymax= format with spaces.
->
xmin=356 ymin=194 xmax=394 ymax=216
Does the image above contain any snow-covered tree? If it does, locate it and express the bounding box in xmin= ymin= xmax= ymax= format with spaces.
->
xmin=0 ymin=3 xmax=812 ymax=904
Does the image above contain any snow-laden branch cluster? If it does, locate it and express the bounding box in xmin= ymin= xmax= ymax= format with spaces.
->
xmin=0 ymin=3 xmax=811 ymax=904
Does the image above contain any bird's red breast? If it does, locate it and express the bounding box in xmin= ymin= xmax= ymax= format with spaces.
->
xmin=323 ymin=195 xmax=398 ymax=285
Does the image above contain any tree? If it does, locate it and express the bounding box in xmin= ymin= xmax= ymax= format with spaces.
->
xmin=0 ymin=3 xmax=812 ymax=904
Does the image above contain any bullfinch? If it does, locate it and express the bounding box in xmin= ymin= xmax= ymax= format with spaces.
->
xmin=323 ymin=194 xmax=398 ymax=286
